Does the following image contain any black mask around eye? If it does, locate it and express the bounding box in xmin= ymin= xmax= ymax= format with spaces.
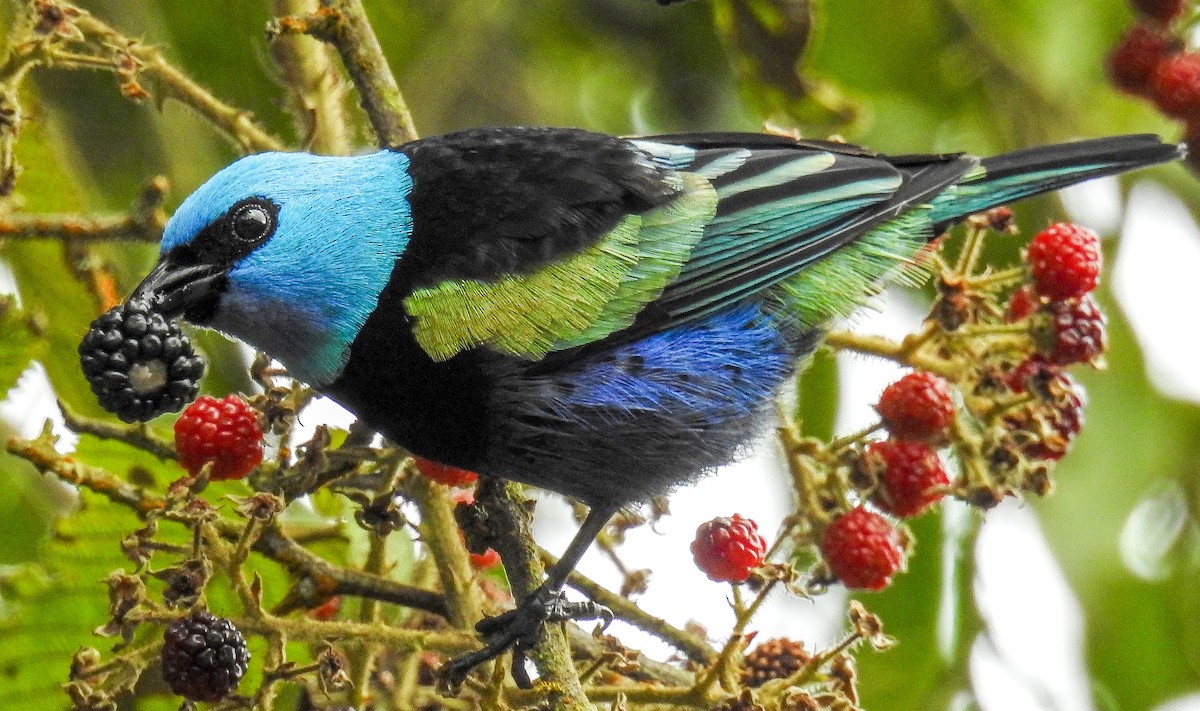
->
xmin=167 ymin=198 xmax=280 ymax=267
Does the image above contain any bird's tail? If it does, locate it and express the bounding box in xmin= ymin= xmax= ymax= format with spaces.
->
xmin=927 ymin=134 xmax=1184 ymax=228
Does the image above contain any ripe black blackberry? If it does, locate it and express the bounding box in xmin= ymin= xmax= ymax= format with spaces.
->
xmin=78 ymin=300 xmax=204 ymax=422
xmin=161 ymin=610 xmax=250 ymax=702
xmin=741 ymin=637 xmax=812 ymax=687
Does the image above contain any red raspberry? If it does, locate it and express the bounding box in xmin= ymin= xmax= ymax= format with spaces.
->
xmin=876 ymin=372 xmax=955 ymax=442
xmin=414 ymin=456 xmax=478 ymax=487
xmin=1037 ymin=294 xmax=1108 ymax=365
xmin=1005 ymin=285 xmax=1040 ymax=322
xmin=690 ymin=514 xmax=768 ymax=583
xmin=820 ymin=507 xmax=904 ymax=591
xmin=1026 ymin=223 xmax=1102 ymax=301
xmin=1108 ymin=24 xmax=1176 ymax=95
xmin=1151 ymin=51 xmax=1200 ymax=119
xmin=173 ymin=394 xmax=263 ymax=481
xmin=1131 ymin=0 xmax=1187 ymax=24
xmin=864 ymin=440 xmax=950 ymax=518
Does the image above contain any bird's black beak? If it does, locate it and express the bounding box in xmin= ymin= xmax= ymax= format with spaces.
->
xmin=130 ymin=258 xmax=226 ymax=321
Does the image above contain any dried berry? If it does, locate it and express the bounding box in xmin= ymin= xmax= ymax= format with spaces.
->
xmin=742 ymin=637 xmax=811 ymax=687
xmin=174 ymin=395 xmax=264 ymax=481
xmin=820 ymin=507 xmax=904 ymax=591
xmin=78 ymin=300 xmax=204 ymax=423
xmin=1003 ymin=370 xmax=1087 ymax=461
xmin=161 ymin=611 xmax=249 ymax=702
xmin=690 ymin=514 xmax=768 ymax=583
xmin=451 ymin=489 xmax=501 ymax=569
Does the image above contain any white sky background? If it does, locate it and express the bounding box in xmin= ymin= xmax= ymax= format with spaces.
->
xmin=3 ymin=177 xmax=1200 ymax=709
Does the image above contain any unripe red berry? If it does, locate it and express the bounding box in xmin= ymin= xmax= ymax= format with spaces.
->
xmin=173 ymin=394 xmax=263 ymax=481
xmin=876 ymin=372 xmax=955 ymax=442
xmin=690 ymin=514 xmax=767 ymax=583
xmin=1108 ymin=24 xmax=1176 ymax=94
xmin=1037 ymin=294 xmax=1108 ymax=365
xmin=414 ymin=456 xmax=478 ymax=487
xmin=864 ymin=440 xmax=950 ymax=518
xmin=820 ymin=507 xmax=904 ymax=591
xmin=1026 ymin=223 xmax=1102 ymax=301
xmin=1151 ymin=51 xmax=1200 ymax=119
xmin=1006 ymin=285 xmax=1039 ymax=323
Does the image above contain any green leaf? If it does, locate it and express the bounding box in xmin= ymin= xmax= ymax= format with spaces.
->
xmin=0 ymin=490 xmax=142 ymax=708
xmin=855 ymin=508 xmax=979 ymax=711
xmin=0 ymin=297 xmax=39 ymax=399
xmin=795 ymin=347 xmax=838 ymax=440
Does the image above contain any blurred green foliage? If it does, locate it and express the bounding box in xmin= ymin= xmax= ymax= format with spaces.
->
xmin=1 ymin=0 xmax=1198 ymax=709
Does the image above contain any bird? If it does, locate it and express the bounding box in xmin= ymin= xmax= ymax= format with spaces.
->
xmin=128 ymin=126 xmax=1180 ymax=684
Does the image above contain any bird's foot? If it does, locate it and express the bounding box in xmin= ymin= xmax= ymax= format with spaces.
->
xmin=440 ymin=588 xmax=612 ymax=688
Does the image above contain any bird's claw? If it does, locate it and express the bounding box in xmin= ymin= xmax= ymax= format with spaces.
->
xmin=439 ymin=590 xmax=612 ymax=689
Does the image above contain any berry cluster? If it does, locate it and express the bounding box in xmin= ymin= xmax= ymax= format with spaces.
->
xmin=1106 ymin=0 xmax=1200 ymax=167
xmin=721 ymin=217 xmax=1107 ymax=594
xmin=78 ymin=300 xmax=205 ymax=423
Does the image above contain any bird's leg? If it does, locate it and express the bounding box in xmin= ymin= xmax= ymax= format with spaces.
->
xmin=440 ymin=504 xmax=618 ymax=687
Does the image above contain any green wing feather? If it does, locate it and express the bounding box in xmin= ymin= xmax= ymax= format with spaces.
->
xmin=404 ymin=173 xmax=718 ymax=361
xmin=771 ymin=208 xmax=934 ymax=326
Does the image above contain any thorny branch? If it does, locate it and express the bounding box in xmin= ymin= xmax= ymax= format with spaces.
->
xmin=268 ymin=0 xmax=418 ymax=148
xmin=7 ymin=426 xmax=448 ymax=618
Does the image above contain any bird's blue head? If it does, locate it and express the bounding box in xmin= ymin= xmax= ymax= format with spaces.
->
xmin=132 ymin=150 xmax=414 ymax=386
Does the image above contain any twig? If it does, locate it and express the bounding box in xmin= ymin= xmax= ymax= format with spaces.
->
xmin=541 ymin=548 xmax=716 ymax=665
xmin=477 ymin=479 xmax=590 ymax=709
xmin=58 ymin=399 xmax=176 ymax=461
xmin=268 ymin=0 xmax=352 ymax=154
xmin=5 ymin=3 xmax=283 ymax=153
xmin=407 ymin=471 xmax=484 ymax=631
xmin=7 ymin=428 xmax=449 ymax=618
xmin=0 ymin=175 xmax=169 ymax=243
xmin=136 ymin=610 xmax=478 ymax=653
xmin=268 ymin=0 xmax=418 ymax=147
xmin=822 ymin=329 xmax=959 ymax=378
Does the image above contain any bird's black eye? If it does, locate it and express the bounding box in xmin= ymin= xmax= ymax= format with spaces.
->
xmin=230 ymin=200 xmax=275 ymax=244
